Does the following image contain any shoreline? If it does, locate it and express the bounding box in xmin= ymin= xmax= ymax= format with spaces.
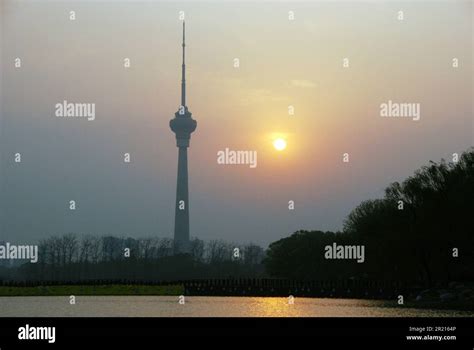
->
xmin=0 ymin=285 xmax=184 ymax=296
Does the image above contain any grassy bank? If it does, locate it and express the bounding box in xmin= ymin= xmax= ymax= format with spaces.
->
xmin=402 ymin=300 xmax=474 ymax=312
xmin=0 ymin=284 xmax=184 ymax=296
xmin=356 ymin=299 xmax=474 ymax=312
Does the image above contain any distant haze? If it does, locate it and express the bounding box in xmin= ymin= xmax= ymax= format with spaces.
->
xmin=0 ymin=0 xmax=472 ymax=246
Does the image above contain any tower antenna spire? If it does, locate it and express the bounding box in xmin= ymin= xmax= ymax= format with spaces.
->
xmin=181 ymin=21 xmax=186 ymax=108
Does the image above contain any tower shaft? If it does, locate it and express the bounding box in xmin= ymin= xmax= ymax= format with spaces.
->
xmin=174 ymin=147 xmax=190 ymax=253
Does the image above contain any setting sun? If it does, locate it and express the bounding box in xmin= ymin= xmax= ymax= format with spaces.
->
xmin=273 ymin=138 xmax=287 ymax=151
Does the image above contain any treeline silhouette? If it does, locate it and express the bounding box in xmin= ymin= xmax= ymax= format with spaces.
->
xmin=0 ymin=236 xmax=265 ymax=281
xmin=265 ymin=149 xmax=474 ymax=287
xmin=1 ymin=149 xmax=473 ymax=289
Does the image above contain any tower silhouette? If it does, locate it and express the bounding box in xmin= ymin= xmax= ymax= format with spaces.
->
xmin=170 ymin=22 xmax=197 ymax=254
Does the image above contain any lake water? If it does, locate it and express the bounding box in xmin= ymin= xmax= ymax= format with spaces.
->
xmin=0 ymin=296 xmax=472 ymax=317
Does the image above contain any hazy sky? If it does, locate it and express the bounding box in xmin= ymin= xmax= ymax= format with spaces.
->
xmin=0 ymin=0 xmax=472 ymax=246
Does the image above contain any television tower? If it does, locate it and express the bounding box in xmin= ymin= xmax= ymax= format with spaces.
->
xmin=169 ymin=22 xmax=197 ymax=254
